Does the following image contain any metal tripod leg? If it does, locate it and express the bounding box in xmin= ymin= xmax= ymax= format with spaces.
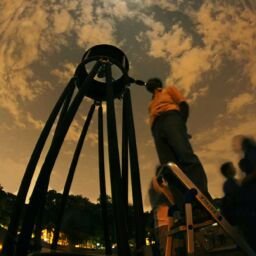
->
xmin=166 ymin=162 xmax=256 ymax=256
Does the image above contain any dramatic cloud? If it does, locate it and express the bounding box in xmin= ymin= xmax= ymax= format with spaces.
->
xmin=51 ymin=63 xmax=76 ymax=84
xmin=142 ymin=0 xmax=180 ymax=11
xmin=227 ymin=93 xmax=255 ymax=114
xmin=140 ymin=1 xmax=256 ymax=96
xmin=0 ymin=2 xmax=52 ymax=126
xmin=0 ymin=0 xmax=126 ymax=128
xmin=196 ymin=2 xmax=256 ymax=88
xmin=167 ymin=47 xmax=213 ymax=94
xmin=52 ymin=9 xmax=74 ymax=34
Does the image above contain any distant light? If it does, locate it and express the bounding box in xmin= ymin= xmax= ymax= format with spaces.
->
xmin=145 ymin=237 xmax=156 ymax=245
xmin=0 ymin=224 xmax=7 ymax=229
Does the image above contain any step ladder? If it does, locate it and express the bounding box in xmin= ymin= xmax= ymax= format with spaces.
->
xmin=157 ymin=162 xmax=256 ymax=256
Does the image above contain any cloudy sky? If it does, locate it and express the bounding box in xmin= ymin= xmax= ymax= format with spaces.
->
xmin=0 ymin=0 xmax=256 ymax=210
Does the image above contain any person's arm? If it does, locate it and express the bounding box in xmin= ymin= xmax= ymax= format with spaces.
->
xmin=179 ymin=101 xmax=189 ymax=123
xmin=166 ymin=86 xmax=189 ymax=122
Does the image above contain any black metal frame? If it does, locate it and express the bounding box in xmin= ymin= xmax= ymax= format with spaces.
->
xmin=2 ymin=45 xmax=145 ymax=256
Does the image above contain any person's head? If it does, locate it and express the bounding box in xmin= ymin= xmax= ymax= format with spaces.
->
xmin=238 ymin=158 xmax=254 ymax=175
xmin=220 ymin=161 xmax=236 ymax=178
xmin=232 ymin=134 xmax=256 ymax=154
xmin=241 ymin=136 xmax=256 ymax=152
xmin=146 ymin=78 xmax=163 ymax=93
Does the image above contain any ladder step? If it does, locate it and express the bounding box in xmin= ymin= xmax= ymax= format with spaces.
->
xmin=169 ymin=219 xmax=216 ymax=235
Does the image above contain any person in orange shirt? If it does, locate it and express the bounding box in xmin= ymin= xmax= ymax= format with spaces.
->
xmin=146 ymin=78 xmax=210 ymax=209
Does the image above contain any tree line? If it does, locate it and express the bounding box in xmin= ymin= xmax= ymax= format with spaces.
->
xmin=0 ymin=185 xmax=152 ymax=248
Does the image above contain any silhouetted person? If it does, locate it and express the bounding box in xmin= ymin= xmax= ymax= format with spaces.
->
xmin=146 ymin=78 xmax=211 ymax=210
xmin=232 ymin=135 xmax=256 ymax=170
xmin=220 ymin=136 xmax=256 ymax=252
xmin=221 ymin=156 xmax=256 ymax=252
xmin=235 ymin=158 xmax=256 ymax=252
xmin=220 ymin=161 xmax=239 ymax=197
xmin=220 ymin=135 xmax=256 ymax=252
xmin=220 ymin=161 xmax=240 ymax=223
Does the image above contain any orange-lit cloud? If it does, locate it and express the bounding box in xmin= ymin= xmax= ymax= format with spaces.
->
xmin=227 ymin=93 xmax=255 ymax=114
